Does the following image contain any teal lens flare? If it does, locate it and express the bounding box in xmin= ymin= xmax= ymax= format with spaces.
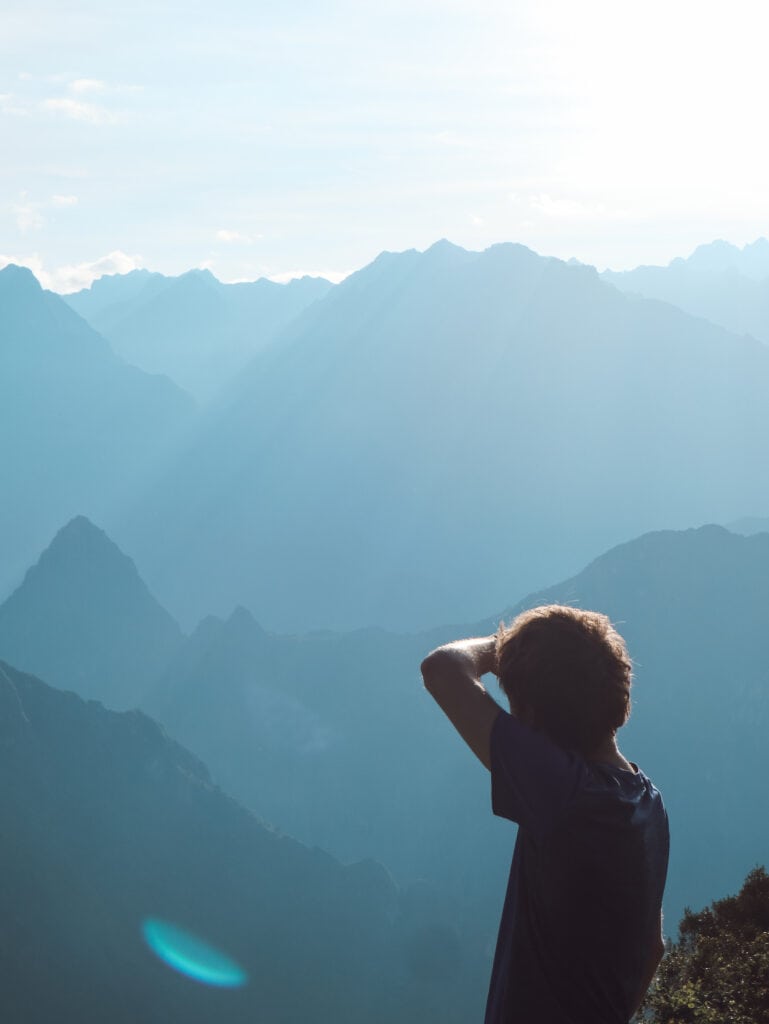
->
xmin=142 ymin=917 xmax=248 ymax=988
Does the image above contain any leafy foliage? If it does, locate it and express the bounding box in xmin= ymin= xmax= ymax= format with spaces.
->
xmin=641 ymin=867 xmax=769 ymax=1023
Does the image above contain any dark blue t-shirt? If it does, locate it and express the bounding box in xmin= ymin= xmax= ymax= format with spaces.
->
xmin=485 ymin=710 xmax=669 ymax=1024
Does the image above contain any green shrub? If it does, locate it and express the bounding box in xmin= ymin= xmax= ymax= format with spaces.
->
xmin=640 ymin=867 xmax=769 ymax=1024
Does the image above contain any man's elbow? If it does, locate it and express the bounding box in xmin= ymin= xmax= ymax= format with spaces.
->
xmin=420 ymin=648 xmax=453 ymax=694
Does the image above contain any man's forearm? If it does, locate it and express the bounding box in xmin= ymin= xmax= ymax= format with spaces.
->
xmin=420 ymin=636 xmax=501 ymax=769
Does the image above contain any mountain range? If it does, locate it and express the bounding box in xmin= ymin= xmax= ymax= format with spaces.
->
xmin=66 ymin=268 xmax=333 ymax=401
xmin=110 ymin=239 xmax=769 ymax=632
xmin=603 ymin=238 xmax=769 ymax=345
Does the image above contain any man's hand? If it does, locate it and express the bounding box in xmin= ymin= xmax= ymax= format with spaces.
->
xmin=420 ymin=636 xmax=502 ymax=770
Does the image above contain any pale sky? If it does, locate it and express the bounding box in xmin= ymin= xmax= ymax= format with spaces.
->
xmin=2 ymin=0 xmax=769 ymax=291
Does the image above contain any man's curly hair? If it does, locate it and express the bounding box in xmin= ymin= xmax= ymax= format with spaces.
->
xmin=495 ymin=605 xmax=632 ymax=756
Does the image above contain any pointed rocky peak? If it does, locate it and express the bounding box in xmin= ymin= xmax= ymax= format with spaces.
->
xmin=222 ymin=604 xmax=267 ymax=643
xmin=24 ymin=515 xmax=143 ymax=585
xmin=681 ymin=238 xmax=769 ymax=279
xmin=177 ymin=267 xmax=221 ymax=290
xmin=0 ymin=518 xmax=183 ymax=709
xmin=0 ymin=516 xmax=174 ymax=623
xmin=415 ymin=238 xmax=477 ymax=276
xmin=423 ymin=238 xmax=470 ymax=258
xmin=227 ymin=604 xmax=263 ymax=629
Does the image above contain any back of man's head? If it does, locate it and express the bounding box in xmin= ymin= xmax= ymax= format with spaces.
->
xmin=496 ymin=605 xmax=632 ymax=757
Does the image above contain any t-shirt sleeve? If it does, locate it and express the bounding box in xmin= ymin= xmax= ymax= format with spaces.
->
xmin=490 ymin=710 xmax=587 ymax=836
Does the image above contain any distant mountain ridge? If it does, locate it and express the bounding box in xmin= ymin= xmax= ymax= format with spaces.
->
xmin=114 ymin=239 xmax=769 ymax=632
xmin=0 ymin=264 xmax=195 ymax=603
xmin=677 ymin=238 xmax=769 ymax=279
xmin=602 ymin=238 xmax=769 ymax=344
xmin=66 ymin=267 xmax=334 ymax=401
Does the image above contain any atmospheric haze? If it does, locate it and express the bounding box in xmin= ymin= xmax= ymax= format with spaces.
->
xmin=1 ymin=231 xmax=769 ymax=1020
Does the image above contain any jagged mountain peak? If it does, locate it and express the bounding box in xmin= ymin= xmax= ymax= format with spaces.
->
xmin=674 ymin=237 xmax=769 ymax=279
xmin=177 ymin=267 xmax=221 ymax=289
xmin=424 ymin=237 xmax=470 ymax=258
xmin=226 ymin=604 xmax=265 ymax=632
xmin=26 ymin=514 xmax=144 ymax=581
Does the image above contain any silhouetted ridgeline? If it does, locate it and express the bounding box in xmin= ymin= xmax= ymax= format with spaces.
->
xmin=0 ymin=661 xmax=488 ymax=1024
xmin=65 ymin=268 xmax=334 ymax=402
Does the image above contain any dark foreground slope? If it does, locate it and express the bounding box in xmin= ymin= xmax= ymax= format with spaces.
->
xmin=0 ymin=661 xmax=488 ymax=1024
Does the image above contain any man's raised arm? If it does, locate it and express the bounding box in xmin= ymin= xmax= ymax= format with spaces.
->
xmin=420 ymin=636 xmax=503 ymax=770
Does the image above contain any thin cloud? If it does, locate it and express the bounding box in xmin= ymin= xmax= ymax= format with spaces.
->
xmin=0 ymin=93 xmax=30 ymax=117
xmin=41 ymin=97 xmax=117 ymax=124
xmin=69 ymin=78 xmax=106 ymax=94
xmin=12 ymin=196 xmax=45 ymax=232
xmin=9 ymin=192 xmax=79 ymax=232
xmin=216 ymin=229 xmax=262 ymax=244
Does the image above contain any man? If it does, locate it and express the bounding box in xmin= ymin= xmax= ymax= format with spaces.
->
xmin=421 ymin=604 xmax=669 ymax=1024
